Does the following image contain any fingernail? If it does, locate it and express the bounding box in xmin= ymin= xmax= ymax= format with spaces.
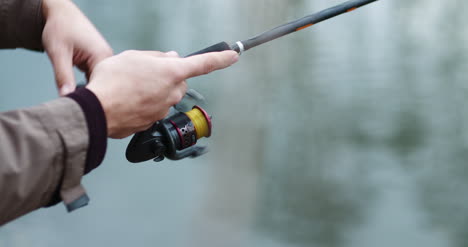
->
xmin=60 ymin=84 xmax=75 ymax=96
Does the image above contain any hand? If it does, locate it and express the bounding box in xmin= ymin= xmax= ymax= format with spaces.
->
xmin=42 ymin=0 xmax=113 ymax=96
xmin=86 ymin=50 xmax=239 ymax=139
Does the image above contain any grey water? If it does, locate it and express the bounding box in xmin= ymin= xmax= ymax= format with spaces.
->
xmin=2 ymin=0 xmax=468 ymax=246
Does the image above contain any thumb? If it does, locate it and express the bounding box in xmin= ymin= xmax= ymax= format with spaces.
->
xmin=48 ymin=48 xmax=76 ymax=96
xmin=177 ymin=50 xmax=239 ymax=79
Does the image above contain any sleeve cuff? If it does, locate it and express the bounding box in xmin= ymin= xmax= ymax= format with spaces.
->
xmin=0 ymin=0 xmax=46 ymax=50
xmin=18 ymin=0 xmax=45 ymax=51
xmin=67 ymin=88 xmax=107 ymax=174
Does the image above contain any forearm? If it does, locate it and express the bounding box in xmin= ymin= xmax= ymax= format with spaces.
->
xmin=0 ymin=89 xmax=107 ymax=226
xmin=0 ymin=0 xmax=45 ymax=50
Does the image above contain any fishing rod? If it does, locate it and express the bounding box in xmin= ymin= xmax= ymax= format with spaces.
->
xmin=126 ymin=0 xmax=379 ymax=163
xmin=188 ymin=0 xmax=379 ymax=57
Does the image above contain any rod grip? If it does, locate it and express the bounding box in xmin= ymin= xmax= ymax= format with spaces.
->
xmin=186 ymin=42 xmax=232 ymax=57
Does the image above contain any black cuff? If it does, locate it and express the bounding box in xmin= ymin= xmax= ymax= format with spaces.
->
xmin=67 ymin=88 xmax=107 ymax=174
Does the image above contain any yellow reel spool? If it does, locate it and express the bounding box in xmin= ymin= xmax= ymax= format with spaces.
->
xmin=185 ymin=106 xmax=212 ymax=139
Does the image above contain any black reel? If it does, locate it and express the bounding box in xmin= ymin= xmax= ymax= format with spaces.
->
xmin=126 ymin=104 xmax=212 ymax=163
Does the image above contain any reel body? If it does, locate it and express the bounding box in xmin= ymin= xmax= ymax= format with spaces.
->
xmin=126 ymin=106 xmax=212 ymax=163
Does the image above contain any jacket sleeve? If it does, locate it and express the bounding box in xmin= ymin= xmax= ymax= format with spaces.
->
xmin=0 ymin=88 xmax=107 ymax=226
xmin=0 ymin=0 xmax=45 ymax=50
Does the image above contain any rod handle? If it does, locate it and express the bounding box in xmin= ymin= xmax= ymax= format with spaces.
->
xmin=186 ymin=42 xmax=232 ymax=57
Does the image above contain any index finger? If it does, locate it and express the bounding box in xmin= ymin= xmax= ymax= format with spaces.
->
xmin=177 ymin=51 xmax=239 ymax=79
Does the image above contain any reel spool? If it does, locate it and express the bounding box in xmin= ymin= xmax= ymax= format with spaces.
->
xmin=126 ymin=106 xmax=212 ymax=163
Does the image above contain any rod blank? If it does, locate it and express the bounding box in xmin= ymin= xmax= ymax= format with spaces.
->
xmin=232 ymin=0 xmax=379 ymax=53
xmin=188 ymin=0 xmax=379 ymax=57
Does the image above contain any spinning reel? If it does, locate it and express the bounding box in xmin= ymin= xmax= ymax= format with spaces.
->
xmin=126 ymin=90 xmax=213 ymax=163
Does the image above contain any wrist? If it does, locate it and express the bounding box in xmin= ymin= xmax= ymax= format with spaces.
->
xmin=86 ymin=83 xmax=118 ymax=138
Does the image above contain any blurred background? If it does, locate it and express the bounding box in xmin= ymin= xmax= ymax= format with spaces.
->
xmin=2 ymin=0 xmax=468 ymax=246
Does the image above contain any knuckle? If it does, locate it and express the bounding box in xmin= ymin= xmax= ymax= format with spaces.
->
xmin=159 ymin=78 xmax=174 ymax=89
xmin=169 ymin=97 xmax=178 ymax=106
xmin=121 ymin=50 xmax=137 ymax=57
xmin=169 ymin=91 xmax=184 ymax=105
xmin=120 ymin=50 xmax=130 ymax=57
xmin=152 ymin=51 xmax=165 ymax=56
xmin=170 ymin=67 xmax=186 ymax=82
